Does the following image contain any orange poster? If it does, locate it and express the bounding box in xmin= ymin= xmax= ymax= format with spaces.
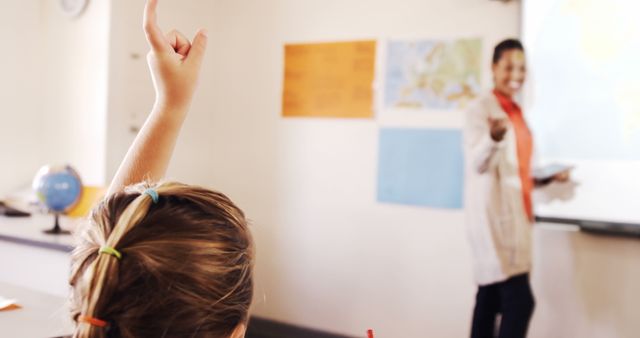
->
xmin=282 ymin=40 xmax=376 ymax=118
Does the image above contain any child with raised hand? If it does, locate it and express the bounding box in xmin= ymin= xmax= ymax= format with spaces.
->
xmin=69 ymin=1 xmax=253 ymax=337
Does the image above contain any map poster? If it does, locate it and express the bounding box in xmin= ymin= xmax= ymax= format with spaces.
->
xmin=383 ymin=38 xmax=482 ymax=111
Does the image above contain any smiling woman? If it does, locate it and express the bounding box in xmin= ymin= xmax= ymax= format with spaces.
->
xmin=463 ymin=39 xmax=571 ymax=338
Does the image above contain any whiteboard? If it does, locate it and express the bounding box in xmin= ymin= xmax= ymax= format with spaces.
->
xmin=522 ymin=0 xmax=640 ymax=226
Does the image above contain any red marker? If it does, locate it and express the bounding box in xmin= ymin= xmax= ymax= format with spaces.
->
xmin=367 ymin=329 xmax=375 ymax=338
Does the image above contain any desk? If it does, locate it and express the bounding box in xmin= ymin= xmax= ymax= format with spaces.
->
xmin=0 ymin=214 xmax=75 ymax=297
xmin=0 ymin=214 xmax=75 ymax=252
xmin=0 ymin=282 xmax=73 ymax=338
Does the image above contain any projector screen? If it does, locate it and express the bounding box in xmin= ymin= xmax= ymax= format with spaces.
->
xmin=522 ymin=0 xmax=640 ymax=226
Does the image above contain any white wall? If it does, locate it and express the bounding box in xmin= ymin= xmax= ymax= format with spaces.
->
xmin=106 ymin=0 xmax=154 ymax=180
xmin=0 ymin=0 xmax=110 ymax=192
xmin=39 ymin=0 xmax=110 ymax=186
xmin=531 ymin=225 xmax=640 ymax=338
xmin=0 ymin=0 xmax=43 ymax=193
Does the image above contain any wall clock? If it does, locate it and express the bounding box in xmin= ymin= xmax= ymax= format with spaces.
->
xmin=59 ymin=0 xmax=89 ymax=17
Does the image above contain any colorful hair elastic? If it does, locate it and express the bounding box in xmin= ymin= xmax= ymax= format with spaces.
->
xmin=79 ymin=315 xmax=108 ymax=328
xmin=144 ymin=188 xmax=159 ymax=203
xmin=99 ymin=246 xmax=122 ymax=260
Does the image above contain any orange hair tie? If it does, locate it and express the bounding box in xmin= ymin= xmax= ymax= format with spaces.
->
xmin=79 ymin=315 xmax=108 ymax=328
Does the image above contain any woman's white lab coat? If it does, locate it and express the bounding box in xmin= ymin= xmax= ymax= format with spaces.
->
xmin=463 ymin=92 xmax=533 ymax=286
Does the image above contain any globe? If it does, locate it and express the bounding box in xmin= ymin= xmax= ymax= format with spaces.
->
xmin=32 ymin=165 xmax=83 ymax=234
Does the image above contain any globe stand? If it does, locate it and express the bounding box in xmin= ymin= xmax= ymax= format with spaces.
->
xmin=43 ymin=213 xmax=70 ymax=235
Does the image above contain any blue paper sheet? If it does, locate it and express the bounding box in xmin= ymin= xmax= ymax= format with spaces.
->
xmin=377 ymin=128 xmax=463 ymax=209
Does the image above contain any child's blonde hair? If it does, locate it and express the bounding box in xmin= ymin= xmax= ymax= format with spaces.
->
xmin=69 ymin=181 xmax=254 ymax=337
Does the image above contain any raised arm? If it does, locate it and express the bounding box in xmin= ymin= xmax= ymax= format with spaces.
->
xmin=107 ymin=0 xmax=208 ymax=196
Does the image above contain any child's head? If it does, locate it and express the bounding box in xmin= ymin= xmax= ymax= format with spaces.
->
xmin=69 ymin=182 xmax=254 ymax=338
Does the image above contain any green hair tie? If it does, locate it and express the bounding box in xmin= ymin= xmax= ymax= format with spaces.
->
xmin=99 ymin=246 xmax=122 ymax=260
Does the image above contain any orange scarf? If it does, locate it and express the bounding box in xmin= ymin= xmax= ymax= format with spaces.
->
xmin=494 ymin=90 xmax=534 ymax=221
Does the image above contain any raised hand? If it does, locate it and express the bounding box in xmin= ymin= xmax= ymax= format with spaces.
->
xmin=107 ymin=0 xmax=209 ymax=195
xmin=143 ymin=0 xmax=208 ymax=112
xmin=489 ymin=117 xmax=509 ymax=142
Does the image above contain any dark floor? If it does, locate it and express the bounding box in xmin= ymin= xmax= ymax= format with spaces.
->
xmin=52 ymin=317 xmax=351 ymax=338
xmin=247 ymin=317 xmax=352 ymax=338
